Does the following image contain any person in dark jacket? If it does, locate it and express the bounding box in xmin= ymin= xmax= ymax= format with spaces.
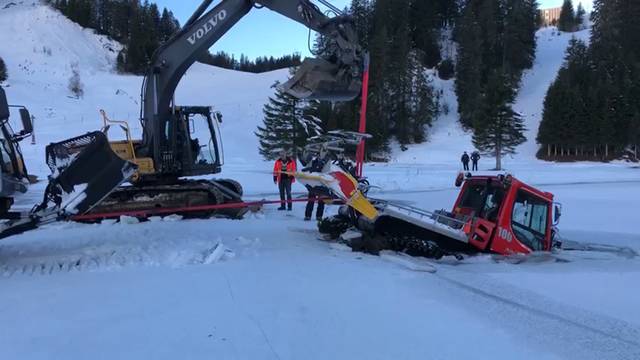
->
xmin=471 ymin=151 xmax=480 ymax=171
xmin=273 ymin=151 xmax=296 ymax=211
xmin=461 ymin=151 xmax=470 ymax=171
xmin=303 ymin=156 xmax=326 ymax=221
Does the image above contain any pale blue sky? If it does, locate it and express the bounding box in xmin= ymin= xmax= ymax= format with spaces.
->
xmin=154 ymin=0 xmax=592 ymax=59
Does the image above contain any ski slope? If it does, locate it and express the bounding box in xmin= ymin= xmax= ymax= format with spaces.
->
xmin=1 ymin=2 xmax=639 ymax=360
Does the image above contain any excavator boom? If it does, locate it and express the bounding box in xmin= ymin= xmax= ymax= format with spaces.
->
xmin=142 ymin=0 xmax=363 ymax=166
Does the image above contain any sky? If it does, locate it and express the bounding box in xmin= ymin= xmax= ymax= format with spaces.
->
xmin=153 ymin=0 xmax=593 ymax=60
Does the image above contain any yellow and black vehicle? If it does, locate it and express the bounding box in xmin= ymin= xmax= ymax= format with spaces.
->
xmin=0 ymin=86 xmax=34 ymax=217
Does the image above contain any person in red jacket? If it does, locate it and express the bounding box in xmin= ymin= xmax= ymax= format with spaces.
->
xmin=273 ymin=150 xmax=297 ymax=211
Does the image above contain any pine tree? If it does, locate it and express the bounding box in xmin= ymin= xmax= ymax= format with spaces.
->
xmin=366 ymin=0 xmax=393 ymax=152
xmin=406 ymin=50 xmax=439 ymax=143
xmin=575 ymin=3 xmax=586 ymax=29
xmin=455 ymin=0 xmax=493 ymax=128
xmin=255 ymin=82 xmax=323 ymax=160
xmin=410 ymin=0 xmax=442 ymax=68
xmin=350 ymin=0 xmax=372 ymax=50
xmin=558 ymin=0 xmax=576 ymax=32
xmin=0 ymin=56 xmax=7 ymax=83
xmin=503 ymin=0 xmax=538 ymax=79
xmin=386 ymin=0 xmax=412 ymax=145
xmin=472 ymin=71 xmax=526 ymax=170
xmin=159 ymin=8 xmax=180 ymax=43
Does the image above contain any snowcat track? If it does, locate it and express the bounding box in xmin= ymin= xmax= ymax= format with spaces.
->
xmin=319 ymin=214 xmax=466 ymax=260
xmin=85 ymin=179 xmax=247 ymax=220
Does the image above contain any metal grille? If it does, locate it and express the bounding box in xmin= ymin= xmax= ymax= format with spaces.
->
xmin=45 ymin=133 xmax=100 ymax=172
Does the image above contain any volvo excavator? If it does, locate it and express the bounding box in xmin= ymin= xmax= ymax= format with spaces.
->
xmin=0 ymin=0 xmax=364 ymax=239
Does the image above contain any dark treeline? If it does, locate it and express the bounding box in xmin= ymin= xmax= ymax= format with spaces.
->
xmin=538 ymin=0 xmax=640 ymax=161
xmin=199 ymin=51 xmax=302 ymax=73
xmin=46 ymin=0 xmax=181 ymax=74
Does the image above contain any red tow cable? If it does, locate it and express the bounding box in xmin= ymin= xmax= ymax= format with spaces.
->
xmin=71 ymin=197 xmax=338 ymax=221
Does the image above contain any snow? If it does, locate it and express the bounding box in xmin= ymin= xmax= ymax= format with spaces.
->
xmin=1 ymin=2 xmax=639 ymax=359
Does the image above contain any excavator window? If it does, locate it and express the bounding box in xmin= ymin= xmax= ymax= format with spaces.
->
xmin=511 ymin=191 xmax=549 ymax=251
xmin=182 ymin=111 xmax=220 ymax=168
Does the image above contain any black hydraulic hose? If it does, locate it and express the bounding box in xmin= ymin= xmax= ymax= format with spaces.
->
xmin=315 ymin=0 xmax=342 ymax=15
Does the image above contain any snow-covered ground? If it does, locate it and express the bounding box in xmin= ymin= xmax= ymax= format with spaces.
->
xmin=1 ymin=2 xmax=639 ymax=359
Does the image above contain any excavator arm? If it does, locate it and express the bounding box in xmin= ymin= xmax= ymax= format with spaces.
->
xmin=142 ymin=0 xmax=362 ymax=163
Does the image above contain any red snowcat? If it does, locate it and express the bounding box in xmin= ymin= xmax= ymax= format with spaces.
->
xmin=321 ymin=173 xmax=562 ymax=258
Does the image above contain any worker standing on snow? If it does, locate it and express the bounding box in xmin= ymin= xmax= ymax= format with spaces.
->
xmin=461 ymin=151 xmax=470 ymax=171
xmin=471 ymin=151 xmax=480 ymax=171
xmin=302 ymin=155 xmax=326 ymax=221
xmin=273 ymin=150 xmax=296 ymax=211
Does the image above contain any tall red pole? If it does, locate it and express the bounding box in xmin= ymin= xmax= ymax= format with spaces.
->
xmin=355 ymin=53 xmax=370 ymax=178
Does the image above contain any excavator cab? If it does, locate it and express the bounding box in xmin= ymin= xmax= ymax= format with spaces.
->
xmin=99 ymin=107 xmax=223 ymax=182
xmin=172 ymin=106 xmax=224 ymax=177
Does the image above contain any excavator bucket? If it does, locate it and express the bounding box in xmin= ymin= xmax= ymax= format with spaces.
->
xmin=43 ymin=131 xmax=137 ymax=215
xmin=280 ymin=58 xmax=361 ymax=102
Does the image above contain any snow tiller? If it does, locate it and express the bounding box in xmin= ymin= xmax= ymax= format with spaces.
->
xmin=320 ymin=173 xmax=563 ymax=259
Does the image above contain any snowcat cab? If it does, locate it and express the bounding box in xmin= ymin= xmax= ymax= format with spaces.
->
xmin=451 ymin=173 xmax=556 ymax=254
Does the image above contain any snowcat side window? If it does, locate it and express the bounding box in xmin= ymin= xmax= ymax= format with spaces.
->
xmin=511 ymin=191 xmax=549 ymax=251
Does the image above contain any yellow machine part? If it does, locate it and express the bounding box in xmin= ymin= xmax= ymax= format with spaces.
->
xmin=99 ymin=110 xmax=156 ymax=181
xmin=290 ymin=171 xmax=378 ymax=220
xmin=346 ymin=190 xmax=378 ymax=220
xmin=108 ymin=140 xmax=155 ymax=181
